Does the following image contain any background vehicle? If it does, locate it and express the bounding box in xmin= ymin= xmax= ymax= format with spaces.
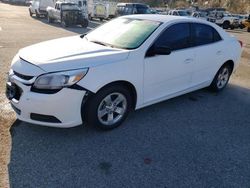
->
xmin=88 ymin=0 xmax=116 ymax=20
xmin=47 ymin=2 xmax=88 ymax=27
xmin=168 ymin=9 xmax=189 ymax=17
xmin=69 ymin=0 xmax=88 ymax=19
xmin=207 ymin=11 xmax=239 ymax=29
xmin=29 ymin=0 xmax=54 ymax=17
xmin=88 ymin=2 xmax=107 ymax=21
xmin=242 ymin=15 xmax=250 ymax=32
xmin=191 ymin=11 xmax=208 ymax=20
xmin=115 ymin=3 xmax=151 ymax=17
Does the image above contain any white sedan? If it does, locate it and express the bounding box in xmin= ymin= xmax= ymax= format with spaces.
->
xmin=6 ymin=15 xmax=242 ymax=129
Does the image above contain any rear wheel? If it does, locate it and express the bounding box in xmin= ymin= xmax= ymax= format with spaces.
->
xmin=86 ymin=85 xmax=132 ymax=130
xmin=222 ymin=21 xmax=230 ymax=29
xmin=209 ymin=64 xmax=232 ymax=92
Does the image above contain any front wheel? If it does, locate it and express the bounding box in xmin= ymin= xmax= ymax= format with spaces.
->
xmin=222 ymin=21 xmax=230 ymax=29
xmin=35 ymin=10 xmax=40 ymax=18
xmin=81 ymin=19 xmax=89 ymax=28
xmin=209 ymin=64 xmax=232 ymax=92
xmin=47 ymin=15 xmax=53 ymax=23
xmin=86 ymin=85 xmax=132 ymax=130
xmin=29 ymin=9 xmax=33 ymax=16
xmin=61 ymin=20 xmax=68 ymax=27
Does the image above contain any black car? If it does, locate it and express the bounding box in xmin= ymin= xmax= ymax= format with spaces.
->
xmin=115 ymin=3 xmax=151 ymax=17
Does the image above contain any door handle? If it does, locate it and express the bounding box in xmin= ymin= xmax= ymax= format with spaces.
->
xmin=184 ymin=58 xmax=193 ymax=64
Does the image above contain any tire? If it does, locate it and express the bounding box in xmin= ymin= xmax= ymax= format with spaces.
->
xmin=29 ymin=9 xmax=32 ymax=17
xmin=86 ymin=85 xmax=132 ymax=130
xmin=230 ymin=25 xmax=234 ymax=30
xmin=209 ymin=64 xmax=232 ymax=92
xmin=47 ymin=15 xmax=53 ymax=23
xmin=240 ymin=24 xmax=245 ymax=29
xmin=81 ymin=19 xmax=89 ymax=28
xmin=248 ymin=27 xmax=250 ymax=32
xmin=100 ymin=18 xmax=103 ymax=22
xmin=222 ymin=21 xmax=230 ymax=29
xmin=35 ymin=10 xmax=40 ymax=18
xmin=61 ymin=20 xmax=68 ymax=27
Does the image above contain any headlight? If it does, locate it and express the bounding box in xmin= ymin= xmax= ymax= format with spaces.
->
xmin=33 ymin=68 xmax=88 ymax=90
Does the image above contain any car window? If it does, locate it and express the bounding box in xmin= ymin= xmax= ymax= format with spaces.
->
xmin=213 ymin=28 xmax=222 ymax=42
xmin=86 ymin=18 xmax=161 ymax=49
xmin=192 ymin=23 xmax=221 ymax=46
xmin=154 ymin=23 xmax=191 ymax=51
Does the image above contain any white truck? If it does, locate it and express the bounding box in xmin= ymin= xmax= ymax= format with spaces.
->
xmin=88 ymin=0 xmax=117 ymax=21
xmin=208 ymin=11 xmax=239 ymax=29
xmin=29 ymin=0 xmax=54 ymax=17
xmin=47 ymin=1 xmax=89 ymax=27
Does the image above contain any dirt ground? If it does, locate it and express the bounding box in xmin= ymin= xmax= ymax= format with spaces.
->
xmin=0 ymin=3 xmax=250 ymax=188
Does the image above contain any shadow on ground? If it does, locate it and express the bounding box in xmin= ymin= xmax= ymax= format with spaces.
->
xmin=8 ymin=84 xmax=250 ymax=187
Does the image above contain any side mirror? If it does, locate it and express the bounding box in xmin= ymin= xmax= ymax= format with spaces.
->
xmin=146 ymin=45 xmax=172 ymax=57
xmin=155 ymin=46 xmax=172 ymax=55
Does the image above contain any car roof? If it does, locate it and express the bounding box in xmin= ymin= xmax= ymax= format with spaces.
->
xmin=121 ymin=14 xmax=228 ymax=38
xmin=122 ymin=14 xmax=192 ymax=23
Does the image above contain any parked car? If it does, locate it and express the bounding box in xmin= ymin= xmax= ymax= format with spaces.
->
xmin=29 ymin=0 xmax=54 ymax=17
xmin=115 ymin=3 xmax=151 ymax=17
xmin=242 ymin=15 xmax=250 ymax=32
xmin=207 ymin=11 xmax=239 ymax=29
xmin=191 ymin=11 xmax=208 ymax=20
xmin=168 ymin=9 xmax=189 ymax=17
xmin=47 ymin=2 xmax=89 ymax=27
xmin=88 ymin=2 xmax=108 ymax=21
xmin=235 ymin=14 xmax=249 ymax=29
xmin=6 ymin=15 xmax=242 ymax=129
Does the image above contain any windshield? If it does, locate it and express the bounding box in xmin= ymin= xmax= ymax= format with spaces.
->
xmin=61 ymin=4 xmax=79 ymax=10
xmin=178 ymin=11 xmax=188 ymax=16
xmin=86 ymin=18 xmax=161 ymax=49
xmin=136 ymin=6 xmax=151 ymax=14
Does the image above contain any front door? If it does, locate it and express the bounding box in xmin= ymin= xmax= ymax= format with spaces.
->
xmin=144 ymin=23 xmax=194 ymax=104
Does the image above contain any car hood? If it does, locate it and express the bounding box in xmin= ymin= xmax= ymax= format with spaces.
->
xmin=18 ymin=36 xmax=130 ymax=72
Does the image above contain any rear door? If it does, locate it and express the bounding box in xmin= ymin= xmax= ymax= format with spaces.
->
xmin=190 ymin=23 xmax=224 ymax=86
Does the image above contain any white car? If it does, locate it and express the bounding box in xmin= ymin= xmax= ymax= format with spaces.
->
xmin=6 ymin=15 xmax=242 ymax=129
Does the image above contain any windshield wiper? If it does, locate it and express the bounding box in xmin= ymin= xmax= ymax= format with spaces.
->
xmin=90 ymin=40 xmax=109 ymax=47
xmin=90 ymin=40 xmax=128 ymax=50
xmin=80 ymin=33 xmax=87 ymax=39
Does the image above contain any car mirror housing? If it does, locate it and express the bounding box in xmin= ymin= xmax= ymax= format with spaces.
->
xmin=155 ymin=46 xmax=172 ymax=55
xmin=146 ymin=45 xmax=172 ymax=57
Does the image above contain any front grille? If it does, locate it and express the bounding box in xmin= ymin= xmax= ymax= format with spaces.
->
xmin=30 ymin=113 xmax=62 ymax=123
xmin=13 ymin=71 xmax=34 ymax=80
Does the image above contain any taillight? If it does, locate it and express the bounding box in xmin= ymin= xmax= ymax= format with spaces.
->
xmin=239 ymin=40 xmax=243 ymax=48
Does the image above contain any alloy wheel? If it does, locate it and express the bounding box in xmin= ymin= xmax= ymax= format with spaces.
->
xmin=97 ymin=92 xmax=127 ymax=126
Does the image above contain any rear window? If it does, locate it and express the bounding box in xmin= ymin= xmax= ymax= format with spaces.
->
xmin=192 ymin=23 xmax=222 ymax=46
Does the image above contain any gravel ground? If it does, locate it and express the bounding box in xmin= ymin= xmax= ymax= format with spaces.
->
xmin=1 ymin=3 xmax=250 ymax=188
